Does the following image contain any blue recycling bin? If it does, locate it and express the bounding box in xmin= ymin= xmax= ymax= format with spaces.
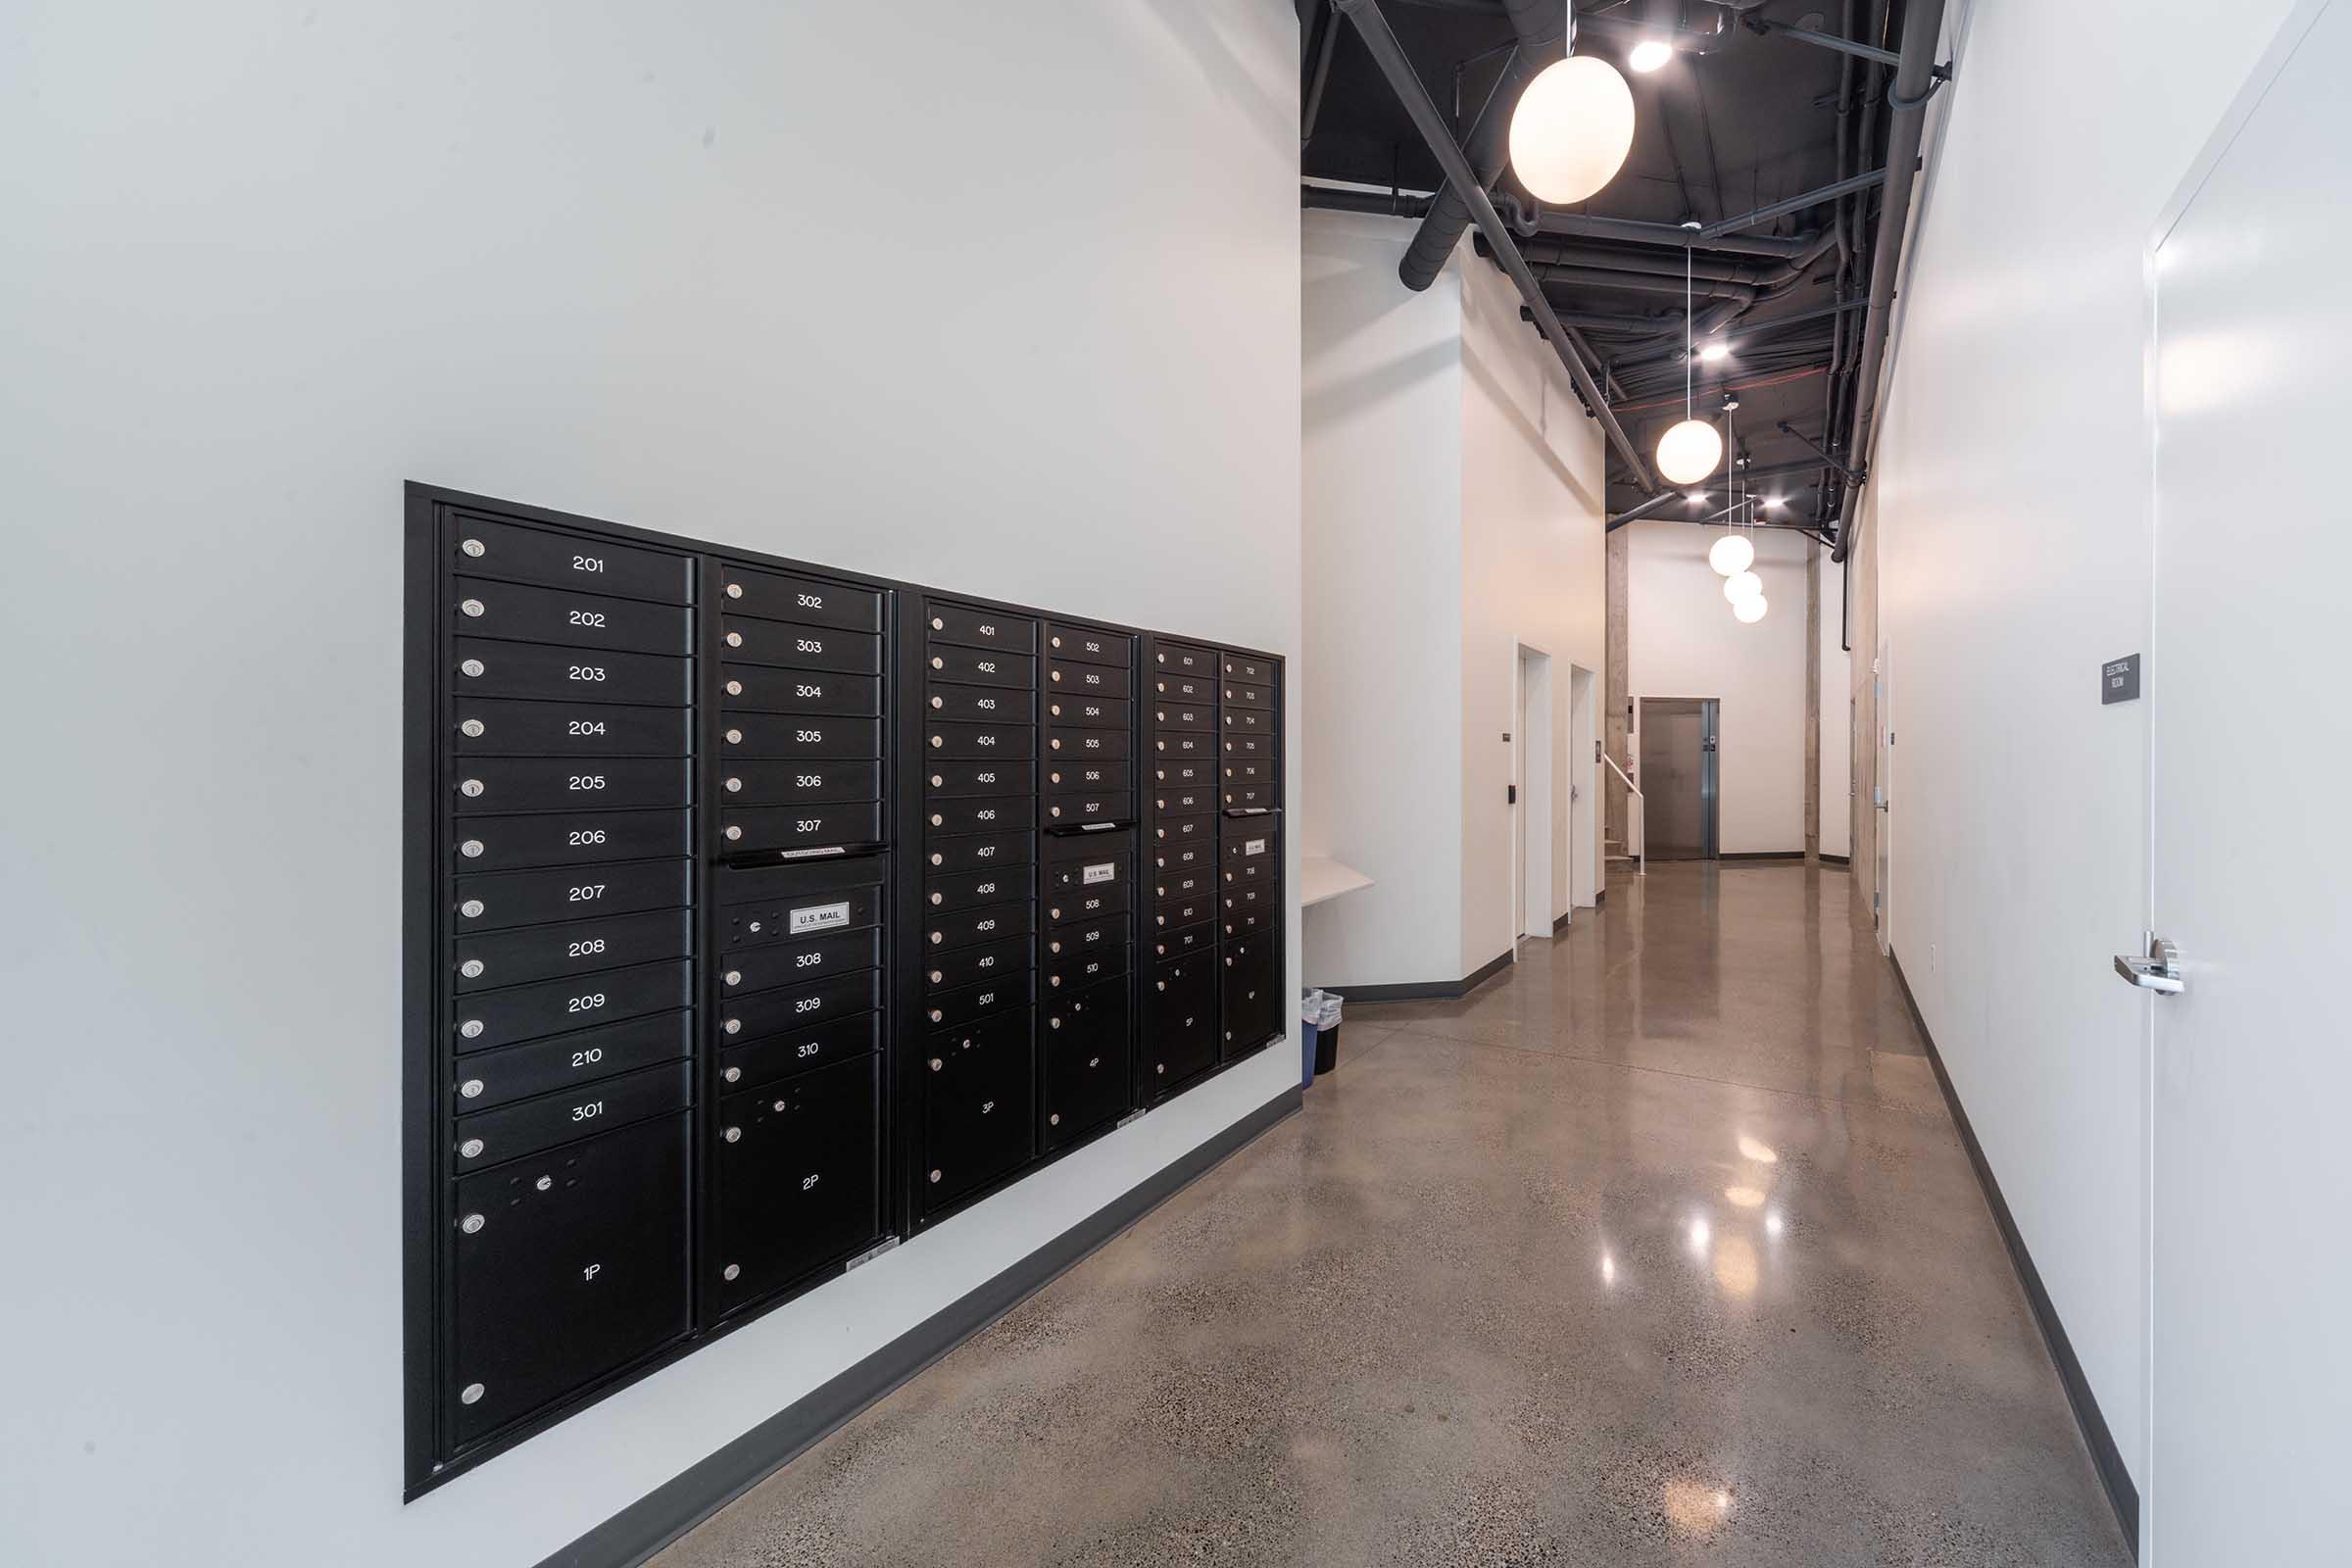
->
xmin=1299 ymin=1016 xmax=1319 ymax=1089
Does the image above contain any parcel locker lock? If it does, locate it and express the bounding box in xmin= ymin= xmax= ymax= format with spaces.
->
xmin=725 ymin=583 xmax=743 ymax=599
xmin=460 ymin=1138 xmax=485 ymax=1159
xmin=723 ymin=1018 xmax=742 ymax=1036
xmin=724 ymin=729 xmax=743 ymax=745
xmin=929 ymin=1169 xmax=942 ymax=1183
xmin=460 ymin=658 xmax=485 ymax=677
xmin=460 ymin=599 xmax=485 ymax=617
xmin=723 ymin=970 xmax=742 ymax=987
xmin=461 ymin=1383 xmax=486 ymax=1405
xmin=724 ymin=826 xmax=744 ymax=842
xmin=723 ymin=777 xmax=743 ymax=793
xmin=459 ymin=779 xmax=485 ymax=798
xmin=725 ymin=632 xmax=744 ymax=648
xmin=460 ymin=718 xmax=485 ymax=738
xmin=459 ymin=958 xmax=485 ymax=978
xmin=724 ymin=1126 xmax=741 ymax=1143
xmin=461 ymin=538 xmax=485 ymax=558
xmin=534 ymin=1175 xmax=552 ymax=1192
xmin=459 ymin=1019 xmax=484 ymax=1039
xmin=723 ymin=1066 xmax=741 ymax=1083
xmin=460 ymin=900 xmax=485 ymax=918
xmin=725 ymin=679 xmax=743 ymax=696
xmin=460 ymin=1212 xmax=485 ymax=1234
xmin=460 ymin=1078 xmax=484 ymax=1098
xmin=724 ymin=1263 xmax=741 ymax=1281
xmin=460 ymin=839 xmax=484 ymax=858
xmin=1049 ymin=1113 xmax=1060 ymax=1127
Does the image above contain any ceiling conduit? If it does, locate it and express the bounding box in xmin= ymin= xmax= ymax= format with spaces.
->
xmin=1394 ymin=0 xmax=1564 ymax=292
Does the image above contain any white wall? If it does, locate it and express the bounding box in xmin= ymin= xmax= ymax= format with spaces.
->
xmin=0 ymin=5 xmax=1299 ymax=1566
xmin=1864 ymin=0 xmax=2297 ymax=1498
xmin=1299 ymin=210 xmax=1466 ymax=985
xmin=1819 ymin=552 xmax=1853 ymax=860
xmin=1458 ymin=236 xmax=1608 ymax=962
xmin=1299 ymin=209 xmax=1606 ymax=988
xmin=1625 ymin=520 xmax=1810 ymax=854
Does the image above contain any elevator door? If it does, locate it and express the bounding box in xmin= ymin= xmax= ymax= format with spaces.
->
xmin=1639 ymin=698 xmax=1716 ymax=859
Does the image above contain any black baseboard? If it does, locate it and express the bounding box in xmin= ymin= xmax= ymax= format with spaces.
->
xmin=1339 ymin=946 xmax=1515 ymax=1004
xmin=1888 ymin=955 xmax=2140 ymax=1559
xmin=1819 ymin=853 xmax=1850 ymax=866
xmin=1593 ymin=888 xmax=1607 ymax=906
xmin=1552 ymin=909 xmax=1572 ymax=934
xmin=537 ymin=1086 xmax=1303 ymax=1568
xmin=1718 ymin=850 xmax=1805 ymax=861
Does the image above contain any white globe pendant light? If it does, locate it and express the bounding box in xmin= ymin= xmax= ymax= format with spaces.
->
xmin=1653 ymin=225 xmax=1723 ymax=487
xmin=1508 ymin=55 xmax=1636 ymax=204
xmin=1723 ymin=569 xmax=1763 ymax=604
xmin=1734 ymin=594 xmax=1769 ymax=624
xmin=1707 ymin=532 xmax=1754 ymax=576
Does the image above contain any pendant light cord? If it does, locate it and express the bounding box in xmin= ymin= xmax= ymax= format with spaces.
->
xmin=1684 ymin=246 xmax=1693 ymax=421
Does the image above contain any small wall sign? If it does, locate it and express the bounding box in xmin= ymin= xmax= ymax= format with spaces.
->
xmin=2102 ymin=654 xmax=2141 ymax=705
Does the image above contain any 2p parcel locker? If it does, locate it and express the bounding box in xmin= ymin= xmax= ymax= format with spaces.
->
xmin=404 ymin=483 xmax=1284 ymax=1495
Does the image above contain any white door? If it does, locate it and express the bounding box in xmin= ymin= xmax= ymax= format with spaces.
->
xmin=2145 ymin=5 xmax=2351 ymax=1558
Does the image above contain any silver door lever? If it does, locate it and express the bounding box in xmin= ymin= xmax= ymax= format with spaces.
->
xmin=2114 ymin=936 xmax=2184 ymax=995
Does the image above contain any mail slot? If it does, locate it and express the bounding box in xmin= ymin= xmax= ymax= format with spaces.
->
xmin=1222 ymin=785 xmax=1277 ymax=810
xmin=1222 ymin=654 xmax=1275 ymax=683
xmin=719 ymin=802 xmax=884 ymax=855
xmin=717 ymin=566 xmax=883 ymax=633
xmin=447 ymin=515 xmax=693 ymax=606
xmin=719 ymin=714 xmax=883 ymax=760
xmin=456 ymin=908 xmax=693 ymax=994
xmin=926 ymin=645 xmax=1035 ymax=689
xmin=1152 ymin=920 xmax=1214 ymax=959
xmin=456 ymin=1010 xmax=693 ymax=1111
xmin=718 ymin=666 xmax=883 ymax=717
xmin=719 ymin=1009 xmax=880 ymax=1092
xmin=1154 ymin=814 xmax=1212 ymax=846
xmin=719 ymin=760 xmax=883 ymax=807
xmin=446 ymin=1112 xmax=690 ymax=1447
xmin=925 ymin=794 xmax=1026 ymax=836
xmin=1048 ymin=880 xmax=1130 ymax=926
xmin=1047 ymin=726 xmax=1129 ymax=760
xmin=711 ymin=1054 xmax=880 ymax=1310
xmin=452 ymin=575 xmax=692 ymax=657
xmin=719 ymin=617 xmax=883 ymax=675
xmin=1045 ymin=759 xmax=1129 ymax=794
xmin=926 ymin=932 xmax=1030 ymax=993
xmin=1044 ymin=793 xmax=1127 ymax=826
xmin=926 ymin=899 xmax=1031 ymax=952
xmin=455 ymin=859 xmax=692 ymax=933
xmin=719 ymin=927 xmax=878 ymax=997
xmin=1152 ymin=643 xmax=1216 ymax=676
xmin=719 ymin=859 xmax=885 ymax=950
xmin=1153 ymin=731 xmax=1211 ymax=760
xmin=1220 ymin=733 xmax=1272 ymax=760
xmin=1152 ymin=671 xmax=1213 ymax=703
xmin=452 ymin=699 xmax=693 ymax=758
xmin=1044 ymin=941 xmax=1129 ymax=993
xmin=1153 ymin=760 xmax=1214 ymax=789
xmin=1153 ymin=894 xmax=1213 ymax=929
xmin=454 ymin=636 xmax=693 ymax=708
xmin=1152 ymin=703 xmax=1213 ymax=733
xmin=1154 ymin=785 xmax=1214 ymax=816
xmin=453 ymin=959 xmax=694 ymax=1054
xmin=451 ymin=758 xmax=690 ymax=815
xmin=1222 ymin=679 xmax=1275 ymax=710
xmin=925 ymin=866 xmax=1022 ymax=913
xmin=923 ymin=972 xmax=1032 ymax=1031
xmin=720 ymin=969 xmax=880 ymax=1041
xmin=1048 ymin=660 xmax=1132 ymax=699
xmin=926 ymin=686 xmax=1036 ymax=724
xmin=453 ymin=1060 xmax=692 ymax=1171
xmin=1222 ymin=707 xmax=1272 ymax=735
xmin=1043 ymin=624 xmax=1127 ymax=667
xmin=924 ymin=760 xmax=1037 ymax=798
xmin=1043 ymin=915 xmax=1126 ymax=958
xmin=926 ymin=721 xmax=1033 ymax=760
xmin=1044 ymin=696 xmax=1131 ymax=729
xmin=452 ymin=808 xmax=692 ymax=874
xmin=928 ymin=603 xmax=1037 ymax=655
xmin=926 ymin=830 xmax=1033 ymax=875
xmin=921 ymin=1006 xmax=1034 ymax=1211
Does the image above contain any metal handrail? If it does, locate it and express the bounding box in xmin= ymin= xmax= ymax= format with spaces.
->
xmin=1602 ymin=754 xmax=1645 ymax=875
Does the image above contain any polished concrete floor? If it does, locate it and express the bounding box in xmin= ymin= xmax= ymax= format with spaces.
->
xmin=656 ymin=864 xmax=2130 ymax=1567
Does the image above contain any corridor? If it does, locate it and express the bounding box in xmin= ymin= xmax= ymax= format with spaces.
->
xmin=658 ymin=864 xmax=2128 ymax=1567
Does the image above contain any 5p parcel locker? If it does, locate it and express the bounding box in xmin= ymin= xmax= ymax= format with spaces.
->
xmin=404 ymin=484 xmax=1284 ymax=1496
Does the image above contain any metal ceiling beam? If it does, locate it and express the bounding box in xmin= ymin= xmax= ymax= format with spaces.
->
xmin=1776 ymin=420 xmax=1864 ymax=485
xmin=1334 ymin=0 xmax=1659 ymax=491
xmin=1524 ymin=210 xmax=1813 ymax=260
xmin=1697 ymin=169 xmax=1886 ymax=240
xmin=1741 ymin=14 xmax=1901 ymax=68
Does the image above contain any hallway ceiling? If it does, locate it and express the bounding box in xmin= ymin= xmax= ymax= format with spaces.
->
xmin=1301 ymin=0 xmax=1909 ymax=529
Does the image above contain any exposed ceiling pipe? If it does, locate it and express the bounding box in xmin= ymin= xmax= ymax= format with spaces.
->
xmin=1836 ymin=0 xmax=1953 ymax=559
xmin=1776 ymin=420 xmax=1865 ymax=485
xmin=1518 ymin=209 xmax=1814 ymax=260
xmin=1393 ymin=0 xmax=1561 ymax=293
xmin=1301 ymin=1 xmax=1343 ymax=149
xmin=1300 ymin=183 xmax=1434 ymax=220
xmin=1502 ymin=236 xmax=1794 ymax=286
xmin=1740 ymin=12 xmax=1901 ymax=68
xmin=1696 ymin=169 xmax=1886 ymax=240
xmin=1333 ymin=0 xmax=1659 ymax=491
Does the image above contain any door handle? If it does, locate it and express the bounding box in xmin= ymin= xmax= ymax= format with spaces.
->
xmin=2114 ymin=936 xmax=2184 ymax=995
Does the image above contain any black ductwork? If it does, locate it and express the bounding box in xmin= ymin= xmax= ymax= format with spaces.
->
xmin=1395 ymin=0 xmax=1563 ymax=292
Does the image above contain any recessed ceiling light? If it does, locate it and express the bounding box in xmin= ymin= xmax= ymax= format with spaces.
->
xmin=1629 ymin=39 xmax=1674 ymax=74
xmin=1698 ymin=340 xmax=1731 ymax=363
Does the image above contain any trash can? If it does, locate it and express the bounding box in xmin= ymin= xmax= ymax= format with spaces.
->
xmin=1298 ymin=989 xmax=1323 ymax=1089
xmin=1312 ymin=991 xmax=1345 ymax=1076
